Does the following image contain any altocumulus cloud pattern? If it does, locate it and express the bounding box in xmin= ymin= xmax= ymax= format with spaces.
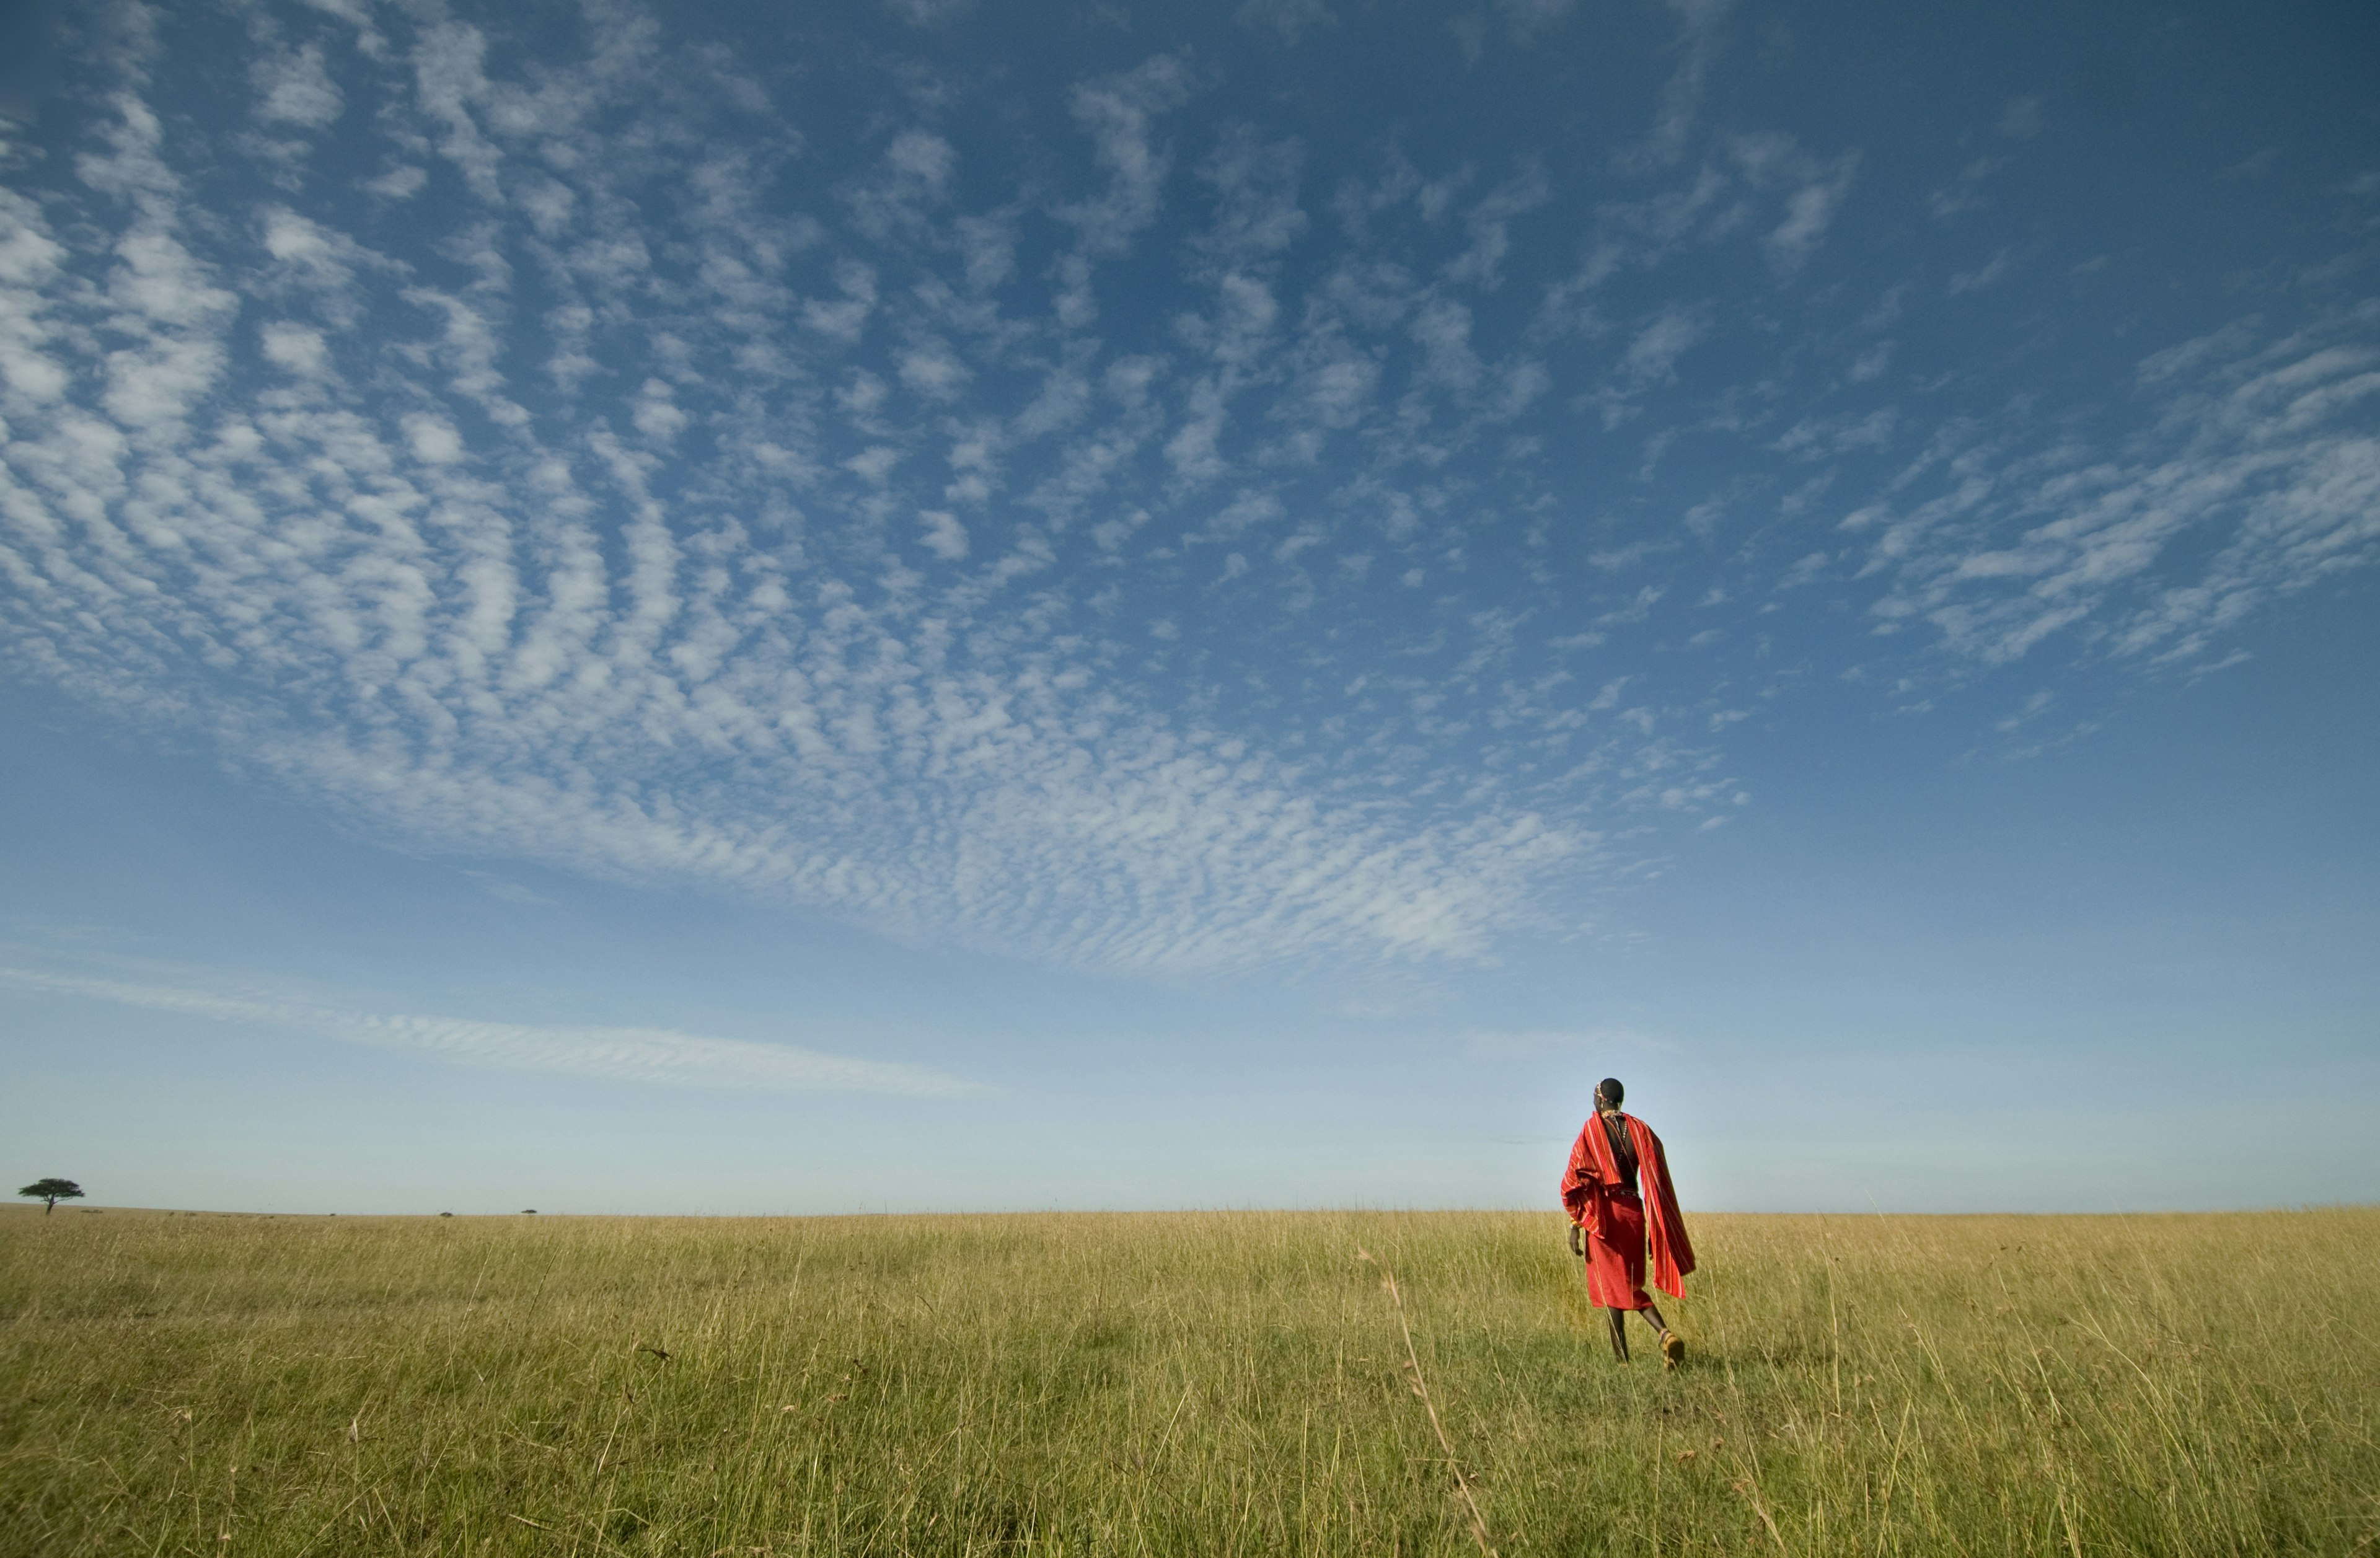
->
xmin=1 ymin=1 xmax=2374 ymax=974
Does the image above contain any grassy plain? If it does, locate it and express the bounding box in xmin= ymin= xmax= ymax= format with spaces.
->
xmin=1 ymin=1204 xmax=2374 ymax=1556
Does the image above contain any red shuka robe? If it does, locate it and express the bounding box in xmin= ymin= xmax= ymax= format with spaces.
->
xmin=1559 ymin=1111 xmax=1695 ymax=1308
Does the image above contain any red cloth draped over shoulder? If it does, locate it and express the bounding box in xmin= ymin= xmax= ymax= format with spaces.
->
xmin=1559 ymin=1111 xmax=1696 ymax=1300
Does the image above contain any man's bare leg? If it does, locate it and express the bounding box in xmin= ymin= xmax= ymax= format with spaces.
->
xmin=1605 ymin=1306 xmax=1630 ymax=1361
xmin=1637 ymin=1302 xmax=1686 ymax=1368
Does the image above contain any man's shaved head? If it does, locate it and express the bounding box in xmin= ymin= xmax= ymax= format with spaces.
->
xmin=1596 ymin=1077 xmax=1624 ymax=1108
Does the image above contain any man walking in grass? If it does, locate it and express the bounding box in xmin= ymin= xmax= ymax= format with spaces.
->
xmin=1561 ymin=1077 xmax=1696 ymax=1367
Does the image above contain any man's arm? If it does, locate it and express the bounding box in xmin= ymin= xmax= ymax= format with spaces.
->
xmin=1561 ymin=1124 xmax=1600 ymax=1254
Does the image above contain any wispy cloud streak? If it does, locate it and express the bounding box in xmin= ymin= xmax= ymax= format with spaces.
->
xmin=0 ymin=967 xmax=975 ymax=1095
xmin=1848 ymin=307 xmax=2380 ymax=666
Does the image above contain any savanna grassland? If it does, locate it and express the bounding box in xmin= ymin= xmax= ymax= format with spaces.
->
xmin=2 ymin=1205 xmax=2374 ymax=1556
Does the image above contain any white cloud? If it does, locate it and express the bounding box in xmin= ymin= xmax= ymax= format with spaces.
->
xmin=462 ymin=869 xmax=554 ymax=905
xmin=1948 ymin=247 xmax=2017 ymax=295
xmin=1443 ymin=165 xmax=1549 ymax=288
xmin=254 ymin=43 xmax=343 ymax=129
xmin=1998 ymin=97 xmax=2043 ymax=140
xmin=368 ymin=164 xmax=428 ymax=200
xmin=887 ymin=129 xmax=954 ymax=185
xmin=802 ymin=259 xmax=877 ymax=341
xmin=879 ymin=0 xmax=976 ymax=25
xmin=1411 ymin=297 xmax=1481 ymax=389
xmin=1620 ymin=0 xmax=1735 ymax=172
xmin=259 ymin=320 xmax=328 ymax=376
xmin=632 ymin=379 xmax=688 ymax=441
xmin=918 ymin=509 xmax=969 ymax=560
xmin=1621 ymin=303 xmax=1706 ymax=385
xmin=848 ymin=129 xmax=957 ymax=240
xmin=1763 ymin=153 xmax=1857 ymax=271
xmin=1194 ymin=125 xmax=1307 ymax=269
xmin=1771 ymin=407 xmax=1895 ymax=458
xmin=403 ymin=412 xmax=464 ymax=462
xmin=1848 ymin=340 xmax=1894 ymax=382
xmin=1236 ymin=0 xmax=1334 ymax=46
xmin=0 ymin=966 xmax=975 ymax=1095
xmin=897 ymin=337 xmax=971 ymax=400
xmin=954 ymin=210 xmax=1018 ymax=291
xmin=1062 ymin=54 xmax=1198 ymax=257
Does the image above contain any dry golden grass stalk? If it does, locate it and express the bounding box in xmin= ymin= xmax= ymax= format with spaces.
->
xmin=1359 ymin=1244 xmax=1496 ymax=1558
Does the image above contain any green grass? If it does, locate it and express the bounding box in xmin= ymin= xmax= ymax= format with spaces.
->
xmin=2 ymin=1205 xmax=2374 ymax=1555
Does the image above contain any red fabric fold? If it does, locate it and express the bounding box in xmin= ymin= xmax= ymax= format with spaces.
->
xmin=1560 ymin=1111 xmax=1696 ymax=1302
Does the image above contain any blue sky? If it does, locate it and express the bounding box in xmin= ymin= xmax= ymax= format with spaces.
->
xmin=2 ymin=0 xmax=2374 ymax=1215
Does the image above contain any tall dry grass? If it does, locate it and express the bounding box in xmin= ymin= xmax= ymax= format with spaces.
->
xmin=2 ymin=1205 xmax=2373 ymax=1555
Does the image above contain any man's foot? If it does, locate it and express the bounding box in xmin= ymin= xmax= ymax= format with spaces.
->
xmin=1660 ymin=1329 xmax=1685 ymax=1370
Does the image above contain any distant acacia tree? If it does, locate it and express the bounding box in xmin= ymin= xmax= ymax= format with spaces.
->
xmin=19 ymin=1178 xmax=85 ymax=1214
